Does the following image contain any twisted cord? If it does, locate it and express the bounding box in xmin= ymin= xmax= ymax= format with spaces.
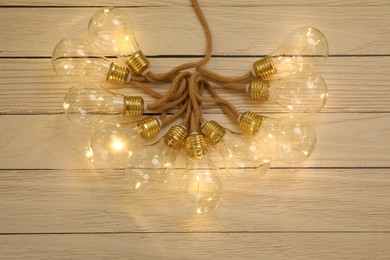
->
xmin=145 ymin=0 xmax=213 ymax=82
xmin=126 ymin=0 xmax=250 ymax=132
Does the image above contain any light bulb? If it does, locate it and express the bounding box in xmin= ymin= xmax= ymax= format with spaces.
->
xmin=86 ymin=116 xmax=161 ymax=169
xmin=252 ymin=27 xmax=328 ymax=79
xmin=247 ymin=73 xmax=328 ymax=113
xmin=239 ymin=112 xmax=316 ymax=164
xmin=88 ymin=8 xmax=150 ymax=76
xmin=64 ymin=81 xmax=144 ymax=128
xmin=183 ymin=133 xmax=223 ymax=213
xmin=52 ymin=36 xmax=131 ymax=85
xmin=202 ymin=120 xmax=270 ymax=176
xmin=126 ymin=125 xmax=188 ymax=190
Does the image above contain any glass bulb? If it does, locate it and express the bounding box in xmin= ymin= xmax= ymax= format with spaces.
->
xmin=183 ymin=155 xmax=223 ymax=214
xmin=260 ymin=116 xmax=316 ymax=164
xmin=89 ymin=8 xmax=139 ymax=58
xmin=183 ymin=133 xmax=223 ymax=213
xmin=252 ymin=27 xmax=329 ymax=79
xmin=126 ymin=125 xmax=187 ymax=191
xmin=64 ymin=82 xmax=127 ymax=128
xmin=86 ymin=117 xmax=161 ymax=169
xmin=202 ymin=121 xmax=270 ymax=176
xmin=52 ymin=36 xmax=131 ymax=84
xmin=88 ymin=8 xmax=150 ymax=75
xmin=248 ymin=73 xmax=328 ymax=113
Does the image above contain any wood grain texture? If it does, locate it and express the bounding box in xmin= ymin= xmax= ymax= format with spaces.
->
xmin=0 ymin=0 xmax=390 ymax=258
xmin=1 ymin=57 xmax=390 ymax=114
xmin=0 ymin=6 xmax=389 ymax=56
xmin=1 ymin=233 xmax=390 ymax=259
xmin=0 ymin=113 xmax=389 ymax=169
xmin=1 ymin=169 xmax=390 ymax=233
xmin=1 ymin=0 xmax=389 ymax=7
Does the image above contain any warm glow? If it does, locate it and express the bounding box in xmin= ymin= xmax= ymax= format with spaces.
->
xmin=85 ymin=147 xmax=93 ymax=158
xmin=56 ymin=6 xmax=326 ymax=214
xmin=112 ymin=140 xmax=124 ymax=150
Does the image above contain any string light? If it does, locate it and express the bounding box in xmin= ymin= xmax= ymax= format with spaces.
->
xmin=53 ymin=0 xmax=328 ymax=213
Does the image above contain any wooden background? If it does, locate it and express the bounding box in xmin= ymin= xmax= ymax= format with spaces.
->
xmin=1 ymin=0 xmax=390 ymax=259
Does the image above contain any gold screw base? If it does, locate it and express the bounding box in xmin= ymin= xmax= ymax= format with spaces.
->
xmin=251 ymin=56 xmax=277 ymax=79
xmin=247 ymin=79 xmax=270 ymax=101
xmin=186 ymin=133 xmax=208 ymax=160
xmin=137 ymin=116 xmax=161 ymax=140
xmin=124 ymin=96 xmax=144 ymax=116
xmin=126 ymin=50 xmax=150 ymax=76
xmin=238 ymin=111 xmax=265 ymax=134
xmin=201 ymin=121 xmax=226 ymax=145
xmin=164 ymin=125 xmax=188 ymax=150
xmin=107 ymin=62 xmax=131 ymax=85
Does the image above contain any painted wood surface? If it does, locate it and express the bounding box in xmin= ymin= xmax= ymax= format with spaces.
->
xmin=0 ymin=113 xmax=389 ymax=169
xmin=1 ymin=57 xmax=390 ymax=114
xmin=1 ymin=169 xmax=390 ymax=233
xmin=0 ymin=0 xmax=389 ymax=259
xmin=0 ymin=7 xmax=389 ymax=56
xmin=1 ymin=233 xmax=390 ymax=259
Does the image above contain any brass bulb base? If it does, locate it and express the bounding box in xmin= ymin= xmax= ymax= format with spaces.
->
xmin=247 ymin=79 xmax=270 ymax=101
xmin=137 ymin=116 xmax=161 ymax=140
xmin=124 ymin=96 xmax=144 ymax=116
xmin=164 ymin=125 xmax=188 ymax=150
xmin=238 ymin=111 xmax=265 ymax=134
xmin=126 ymin=50 xmax=150 ymax=76
xmin=107 ymin=62 xmax=131 ymax=85
xmin=186 ymin=133 xmax=208 ymax=160
xmin=201 ymin=120 xmax=226 ymax=145
xmin=251 ymin=56 xmax=277 ymax=79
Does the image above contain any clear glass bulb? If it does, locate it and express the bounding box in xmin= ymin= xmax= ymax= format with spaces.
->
xmin=64 ymin=82 xmax=127 ymax=128
xmin=52 ymin=37 xmax=130 ymax=84
xmin=268 ymin=73 xmax=328 ymax=113
xmin=259 ymin=117 xmax=316 ymax=164
xmin=126 ymin=125 xmax=187 ymax=191
xmin=86 ymin=117 xmax=161 ymax=169
xmin=88 ymin=8 xmax=140 ymax=59
xmin=183 ymin=154 xmax=223 ymax=214
xmin=88 ymin=8 xmax=150 ymax=76
xmin=249 ymin=73 xmax=328 ymax=113
xmin=87 ymin=122 xmax=142 ymax=169
xmin=52 ymin=37 xmax=112 ymax=81
xmin=215 ymin=130 xmax=270 ymax=176
xmin=202 ymin=121 xmax=270 ymax=176
xmin=253 ymin=27 xmax=329 ymax=79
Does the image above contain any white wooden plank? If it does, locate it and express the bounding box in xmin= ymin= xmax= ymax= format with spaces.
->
xmin=0 ymin=113 xmax=389 ymax=169
xmin=1 ymin=57 xmax=389 ymax=114
xmin=0 ymin=0 xmax=388 ymax=6
xmin=1 ymin=233 xmax=389 ymax=259
xmin=0 ymin=6 xmax=389 ymax=56
xmin=0 ymin=0 xmax=388 ymax=256
xmin=0 ymin=169 xmax=390 ymax=233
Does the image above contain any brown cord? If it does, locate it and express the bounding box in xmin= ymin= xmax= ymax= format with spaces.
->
xmin=161 ymin=101 xmax=188 ymax=126
xmin=130 ymin=81 xmax=163 ymax=99
xmin=144 ymin=0 xmax=213 ymax=82
xmin=151 ymin=91 xmax=188 ymax=113
xmin=127 ymin=0 xmax=250 ymax=133
xmin=183 ymin=99 xmax=192 ymax=130
xmin=204 ymin=82 xmax=240 ymax=120
xmin=220 ymin=82 xmax=247 ymax=92
xmin=196 ymin=66 xmax=253 ymax=83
